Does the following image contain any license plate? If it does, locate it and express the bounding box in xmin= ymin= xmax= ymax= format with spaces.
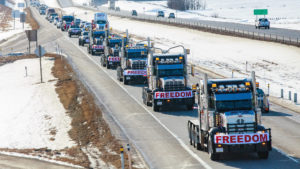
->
xmin=216 ymin=148 xmax=223 ymax=153
xmin=157 ymin=101 xmax=162 ymax=105
xmin=126 ymin=76 xmax=130 ymax=80
xmin=109 ymin=62 xmax=113 ymax=65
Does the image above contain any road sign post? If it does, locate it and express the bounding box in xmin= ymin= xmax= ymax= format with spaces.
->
xmin=35 ymin=46 xmax=46 ymax=83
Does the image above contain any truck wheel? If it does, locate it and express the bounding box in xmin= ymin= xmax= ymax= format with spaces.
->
xmin=208 ymin=136 xmax=219 ymax=161
xmin=187 ymin=104 xmax=194 ymax=110
xmin=258 ymin=151 xmax=269 ymax=159
xmin=124 ymin=77 xmax=128 ymax=85
xmin=153 ymin=104 xmax=159 ymax=112
xmin=106 ymin=64 xmax=110 ymax=69
xmin=69 ymin=34 xmax=71 ymax=37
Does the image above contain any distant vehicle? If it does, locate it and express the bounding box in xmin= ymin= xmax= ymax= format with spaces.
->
xmin=39 ymin=7 xmax=46 ymax=15
xmin=255 ymin=18 xmax=270 ymax=29
xmin=78 ymin=31 xmax=90 ymax=46
xmin=115 ymin=7 xmax=120 ymax=11
xmin=132 ymin=10 xmax=137 ymax=16
xmin=256 ymin=83 xmax=270 ymax=113
xmin=83 ymin=22 xmax=92 ymax=31
xmin=53 ymin=17 xmax=59 ymax=25
xmin=48 ymin=13 xmax=58 ymax=22
xmin=79 ymin=21 xmax=86 ymax=28
xmin=68 ymin=26 xmax=82 ymax=37
xmin=157 ymin=11 xmax=165 ymax=17
xmin=168 ymin=13 xmax=175 ymax=19
xmin=46 ymin=8 xmax=55 ymax=16
xmin=61 ymin=15 xmax=74 ymax=31
xmin=57 ymin=21 xmax=62 ymax=29
xmin=74 ymin=18 xmax=81 ymax=27
xmin=93 ymin=13 xmax=109 ymax=30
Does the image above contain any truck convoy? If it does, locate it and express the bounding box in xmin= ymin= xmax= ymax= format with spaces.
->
xmin=117 ymin=39 xmax=150 ymax=85
xmin=101 ymin=33 xmax=124 ymax=69
xmin=142 ymin=46 xmax=194 ymax=112
xmin=188 ymin=72 xmax=272 ymax=160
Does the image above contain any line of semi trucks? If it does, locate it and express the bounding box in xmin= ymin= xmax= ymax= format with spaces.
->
xmin=41 ymin=8 xmax=272 ymax=160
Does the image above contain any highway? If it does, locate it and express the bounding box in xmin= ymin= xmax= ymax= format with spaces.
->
xmin=1 ymin=3 xmax=300 ymax=169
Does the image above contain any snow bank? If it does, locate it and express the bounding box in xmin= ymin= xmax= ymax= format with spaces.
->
xmin=0 ymin=57 xmax=75 ymax=149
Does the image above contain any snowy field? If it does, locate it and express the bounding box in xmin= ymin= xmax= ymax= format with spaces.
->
xmin=0 ymin=57 xmax=75 ymax=149
xmin=97 ymin=0 xmax=300 ymax=30
xmin=0 ymin=0 xmax=31 ymax=45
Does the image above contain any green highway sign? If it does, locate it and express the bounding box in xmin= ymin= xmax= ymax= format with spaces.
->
xmin=254 ymin=9 xmax=268 ymax=15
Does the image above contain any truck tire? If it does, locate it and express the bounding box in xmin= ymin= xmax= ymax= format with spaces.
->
xmin=69 ymin=34 xmax=71 ymax=37
xmin=124 ymin=77 xmax=128 ymax=85
xmin=153 ymin=103 xmax=159 ymax=112
xmin=106 ymin=64 xmax=110 ymax=69
xmin=208 ymin=136 xmax=219 ymax=161
xmin=258 ymin=151 xmax=269 ymax=159
xmin=187 ymin=104 xmax=194 ymax=110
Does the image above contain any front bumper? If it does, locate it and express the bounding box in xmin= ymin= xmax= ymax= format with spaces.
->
xmin=153 ymin=97 xmax=195 ymax=107
xmin=124 ymin=75 xmax=147 ymax=83
xmin=69 ymin=32 xmax=81 ymax=36
xmin=214 ymin=141 xmax=272 ymax=154
xmin=107 ymin=61 xmax=120 ymax=67
xmin=92 ymin=49 xmax=104 ymax=54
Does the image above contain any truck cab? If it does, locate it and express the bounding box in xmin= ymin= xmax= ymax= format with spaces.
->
xmin=61 ymin=15 xmax=74 ymax=31
xmin=88 ymin=30 xmax=106 ymax=55
xmin=101 ymin=34 xmax=124 ymax=69
xmin=142 ymin=46 xmax=194 ymax=112
xmin=117 ymin=43 xmax=149 ymax=85
xmin=188 ymin=72 xmax=272 ymax=160
xmin=93 ymin=13 xmax=109 ymax=31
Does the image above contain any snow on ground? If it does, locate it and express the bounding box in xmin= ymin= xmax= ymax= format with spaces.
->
xmin=100 ymin=0 xmax=300 ymax=31
xmin=0 ymin=0 xmax=30 ymax=44
xmin=59 ymin=6 xmax=300 ymax=103
xmin=40 ymin=0 xmax=60 ymax=8
xmin=72 ymin=0 xmax=90 ymax=6
xmin=0 ymin=57 xmax=75 ymax=149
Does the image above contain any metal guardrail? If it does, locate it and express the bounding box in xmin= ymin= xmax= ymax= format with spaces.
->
xmin=78 ymin=5 xmax=300 ymax=48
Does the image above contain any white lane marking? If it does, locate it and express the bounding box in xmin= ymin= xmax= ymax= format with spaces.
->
xmin=273 ymin=147 xmax=300 ymax=164
xmin=63 ymin=34 xmax=212 ymax=169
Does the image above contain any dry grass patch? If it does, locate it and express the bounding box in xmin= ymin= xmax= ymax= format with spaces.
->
xmin=24 ymin=7 xmax=39 ymax=30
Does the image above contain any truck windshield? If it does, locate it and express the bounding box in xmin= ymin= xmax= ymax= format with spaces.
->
xmin=127 ymin=52 xmax=147 ymax=58
xmin=109 ymin=42 xmax=121 ymax=47
xmin=93 ymin=32 xmax=105 ymax=38
xmin=216 ymin=100 xmax=252 ymax=111
xmin=157 ymin=69 xmax=184 ymax=77
xmin=96 ymin=20 xmax=106 ymax=24
xmin=62 ymin=16 xmax=74 ymax=22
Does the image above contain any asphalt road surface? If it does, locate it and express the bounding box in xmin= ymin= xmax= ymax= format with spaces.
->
xmin=1 ymin=4 xmax=300 ymax=169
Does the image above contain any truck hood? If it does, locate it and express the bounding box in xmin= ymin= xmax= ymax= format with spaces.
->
xmin=160 ymin=76 xmax=185 ymax=90
xmin=128 ymin=58 xmax=147 ymax=69
xmin=220 ymin=110 xmax=256 ymax=133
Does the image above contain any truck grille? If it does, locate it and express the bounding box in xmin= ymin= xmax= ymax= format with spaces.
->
xmin=226 ymin=122 xmax=256 ymax=134
xmin=164 ymin=81 xmax=185 ymax=91
xmin=132 ymin=61 xmax=146 ymax=69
